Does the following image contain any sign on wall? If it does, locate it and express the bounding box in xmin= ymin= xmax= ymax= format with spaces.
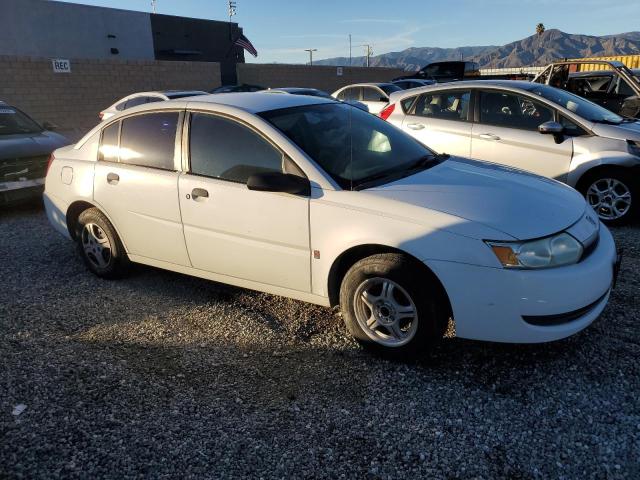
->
xmin=336 ymin=67 xmax=343 ymax=76
xmin=51 ymin=59 xmax=71 ymax=73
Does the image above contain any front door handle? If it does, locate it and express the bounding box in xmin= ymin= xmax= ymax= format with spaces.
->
xmin=106 ymin=172 xmax=119 ymax=185
xmin=407 ymin=123 xmax=425 ymax=130
xmin=479 ymin=133 xmax=501 ymax=141
xmin=191 ymin=188 xmax=209 ymax=201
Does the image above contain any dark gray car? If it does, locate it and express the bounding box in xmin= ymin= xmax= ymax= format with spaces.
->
xmin=0 ymin=103 xmax=69 ymax=205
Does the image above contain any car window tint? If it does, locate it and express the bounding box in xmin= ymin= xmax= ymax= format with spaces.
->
xmin=118 ymin=112 xmax=178 ymax=169
xmin=124 ymin=97 xmax=148 ymax=110
xmin=189 ymin=113 xmax=283 ymax=183
xmin=99 ymin=122 xmax=120 ymax=162
xmin=479 ymin=91 xmax=554 ymax=130
xmin=413 ymin=91 xmax=471 ymax=121
xmin=343 ymin=87 xmax=361 ymax=101
xmin=363 ymin=87 xmax=384 ymax=102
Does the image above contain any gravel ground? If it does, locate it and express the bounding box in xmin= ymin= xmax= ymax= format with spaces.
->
xmin=1 ymin=201 xmax=639 ymax=479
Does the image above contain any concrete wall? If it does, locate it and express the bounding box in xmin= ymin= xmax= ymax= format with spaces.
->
xmin=0 ymin=56 xmax=221 ymax=140
xmin=0 ymin=0 xmax=155 ymax=60
xmin=237 ymin=64 xmax=407 ymax=93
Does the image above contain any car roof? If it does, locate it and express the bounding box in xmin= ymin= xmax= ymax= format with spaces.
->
xmin=181 ymin=92 xmax=335 ymax=113
xmin=162 ymin=90 xmax=209 ymax=97
xmin=265 ymin=87 xmax=321 ymax=93
xmin=386 ymin=80 xmax=548 ymax=102
xmin=339 ymin=83 xmax=395 ymax=89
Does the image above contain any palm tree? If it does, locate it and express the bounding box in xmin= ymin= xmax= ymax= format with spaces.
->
xmin=536 ymin=23 xmax=546 ymax=36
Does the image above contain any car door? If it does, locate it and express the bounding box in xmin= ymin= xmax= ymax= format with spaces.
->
xmin=400 ymin=89 xmax=473 ymax=156
xmin=361 ymin=87 xmax=387 ymax=114
xmin=93 ymin=110 xmax=191 ymax=265
xmin=178 ymin=111 xmax=310 ymax=292
xmin=470 ymin=90 xmax=573 ymax=182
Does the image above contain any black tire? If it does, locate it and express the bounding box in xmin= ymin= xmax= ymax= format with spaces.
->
xmin=339 ymin=253 xmax=448 ymax=358
xmin=578 ymin=170 xmax=637 ymax=226
xmin=75 ymin=208 xmax=130 ymax=279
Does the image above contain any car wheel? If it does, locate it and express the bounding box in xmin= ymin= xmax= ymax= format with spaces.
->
xmin=339 ymin=253 xmax=448 ymax=357
xmin=76 ymin=208 xmax=130 ymax=279
xmin=581 ymin=171 xmax=637 ymax=226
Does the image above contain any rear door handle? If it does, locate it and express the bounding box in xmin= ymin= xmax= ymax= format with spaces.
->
xmin=479 ymin=133 xmax=500 ymax=141
xmin=407 ymin=123 xmax=425 ymax=130
xmin=191 ymin=188 xmax=209 ymax=201
xmin=106 ymin=172 xmax=119 ymax=185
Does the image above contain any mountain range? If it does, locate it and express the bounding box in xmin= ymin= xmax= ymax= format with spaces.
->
xmin=315 ymin=29 xmax=640 ymax=71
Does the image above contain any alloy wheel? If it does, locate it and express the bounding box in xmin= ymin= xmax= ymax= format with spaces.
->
xmin=81 ymin=223 xmax=112 ymax=269
xmin=586 ymin=178 xmax=632 ymax=221
xmin=353 ymin=277 xmax=418 ymax=347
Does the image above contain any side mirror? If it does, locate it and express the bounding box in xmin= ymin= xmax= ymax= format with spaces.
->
xmin=247 ymin=172 xmax=310 ymax=196
xmin=538 ymin=121 xmax=565 ymax=144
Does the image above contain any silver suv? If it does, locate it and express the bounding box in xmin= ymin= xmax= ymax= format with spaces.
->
xmin=384 ymin=80 xmax=640 ymax=224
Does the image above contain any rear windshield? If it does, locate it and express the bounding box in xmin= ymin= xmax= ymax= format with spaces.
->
xmin=0 ymin=106 xmax=42 ymax=135
xmin=166 ymin=92 xmax=207 ymax=99
xmin=379 ymin=84 xmax=402 ymax=96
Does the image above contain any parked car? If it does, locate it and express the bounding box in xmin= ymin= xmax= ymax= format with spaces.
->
xmin=393 ymin=61 xmax=480 ymax=83
xmin=383 ymin=80 xmax=640 ymax=224
xmin=533 ymin=60 xmax=640 ymax=118
xmin=0 ymin=102 xmax=69 ymax=205
xmin=260 ymin=87 xmax=334 ymax=98
xmin=262 ymin=87 xmax=368 ymax=111
xmin=210 ymin=84 xmax=265 ymax=94
xmin=332 ymin=83 xmax=402 ymax=114
xmin=44 ymin=93 xmax=618 ymax=356
xmin=99 ymin=90 xmax=208 ymax=121
xmin=392 ymin=79 xmax=436 ymax=90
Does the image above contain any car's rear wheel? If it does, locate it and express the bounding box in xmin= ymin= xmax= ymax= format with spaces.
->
xmin=580 ymin=170 xmax=637 ymax=226
xmin=339 ymin=253 xmax=448 ymax=357
xmin=76 ymin=208 xmax=129 ymax=278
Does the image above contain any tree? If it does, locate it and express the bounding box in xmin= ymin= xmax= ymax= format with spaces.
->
xmin=536 ymin=23 xmax=546 ymax=36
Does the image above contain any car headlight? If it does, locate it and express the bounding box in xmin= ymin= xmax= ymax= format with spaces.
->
xmin=486 ymin=232 xmax=583 ymax=269
xmin=627 ymin=140 xmax=640 ymax=157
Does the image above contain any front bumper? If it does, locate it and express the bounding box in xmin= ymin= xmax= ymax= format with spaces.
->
xmin=427 ymin=224 xmax=617 ymax=343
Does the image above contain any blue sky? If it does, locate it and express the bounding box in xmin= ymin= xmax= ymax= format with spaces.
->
xmin=60 ymin=0 xmax=640 ymax=63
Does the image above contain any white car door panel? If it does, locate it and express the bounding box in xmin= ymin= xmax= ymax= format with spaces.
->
xmin=179 ymin=111 xmax=311 ymax=291
xmin=93 ymin=111 xmax=190 ymax=266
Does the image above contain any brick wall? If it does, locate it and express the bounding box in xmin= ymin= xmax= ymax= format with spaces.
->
xmin=237 ymin=64 xmax=406 ymax=94
xmin=0 ymin=56 xmax=221 ymax=141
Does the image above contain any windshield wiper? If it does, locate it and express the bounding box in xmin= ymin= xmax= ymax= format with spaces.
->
xmin=353 ymin=154 xmax=445 ymax=191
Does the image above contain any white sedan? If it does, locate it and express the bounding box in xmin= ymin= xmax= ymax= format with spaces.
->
xmin=44 ymin=93 xmax=618 ymax=356
xmin=332 ymin=83 xmax=402 ymax=114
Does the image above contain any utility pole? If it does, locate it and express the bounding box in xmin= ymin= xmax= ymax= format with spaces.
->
xmin=358 ymin=44 xmax=373 ymax=67
xmin=349 ymin=34 xmax=352 ymax=66
xmin=304 ymin=48 xmax=317 ymax=66
xmin=228 ymin=1 xmax=236 ymax=41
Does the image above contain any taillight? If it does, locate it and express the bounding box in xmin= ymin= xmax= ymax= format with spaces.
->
xmin=45 ymin=153 xmax=55 ymax=176
xmin=99 ymin=112 xmax=104 ymax=120
xmin=379 ymin=103 xmax=395 ymax=121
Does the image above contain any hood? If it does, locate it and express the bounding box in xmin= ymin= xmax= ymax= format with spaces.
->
xmin=365 ymin=158 xmax=586 ymax=240
xmin=0 ymin=131 xmax=70 ymax=160
xmin=590 ymin=119 xmax=640 ymax=142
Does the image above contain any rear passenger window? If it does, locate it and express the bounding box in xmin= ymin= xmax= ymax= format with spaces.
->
xmin=342 ymin=88 xmax=361 ymax=101
xmin=479 ymin=91 xmax=554 ymax=130
xmin=363 ymin=88 xmax=383 ymax=102
xmin=99 ymin=122 xmax=119 ymax=162
xmin=189 ymin=113 xmax=283 ymax=183
xmin=412 ymin=91 xmax=471 ymax=121
xmin=119 ymin=112 xmax=178 ymax=170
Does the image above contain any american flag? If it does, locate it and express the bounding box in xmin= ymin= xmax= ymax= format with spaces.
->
xmin=234 ymin=33 xmax=258 ymax=58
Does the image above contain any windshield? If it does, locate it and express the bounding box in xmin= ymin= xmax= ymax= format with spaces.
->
xmin=0 ymin=106 xmax=43 ymax=135
xmin=528 ymin=85 xmax=624 ymax=124
xmin=260 ymin=103 xmax=439 ymax=190
xmin=379 ymin=84 xmax=402 ymax=96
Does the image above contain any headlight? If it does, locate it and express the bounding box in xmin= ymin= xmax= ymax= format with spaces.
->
xmin=627 ymin=140 xmax=640 ymax=157
xmin=486 ymin=232 xmax=583 ymax=269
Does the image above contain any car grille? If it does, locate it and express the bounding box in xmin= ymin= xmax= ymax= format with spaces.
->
xmin=1 ymin=155 xmax=49 ymax=181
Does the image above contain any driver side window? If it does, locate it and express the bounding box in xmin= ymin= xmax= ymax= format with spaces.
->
xmin=189 ymin=113 xmax=284 ymax=184
xmin=479 ymin=91 xmax=554 ymax=130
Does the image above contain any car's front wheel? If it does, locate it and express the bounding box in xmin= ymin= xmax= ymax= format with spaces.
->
xmin=76 ymin=208 xmax=130 ymax=279
xmin=580 ymin=170 xmax=637 ymax=226
xmin=339 ymin=253 xmax=448 ymax=357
